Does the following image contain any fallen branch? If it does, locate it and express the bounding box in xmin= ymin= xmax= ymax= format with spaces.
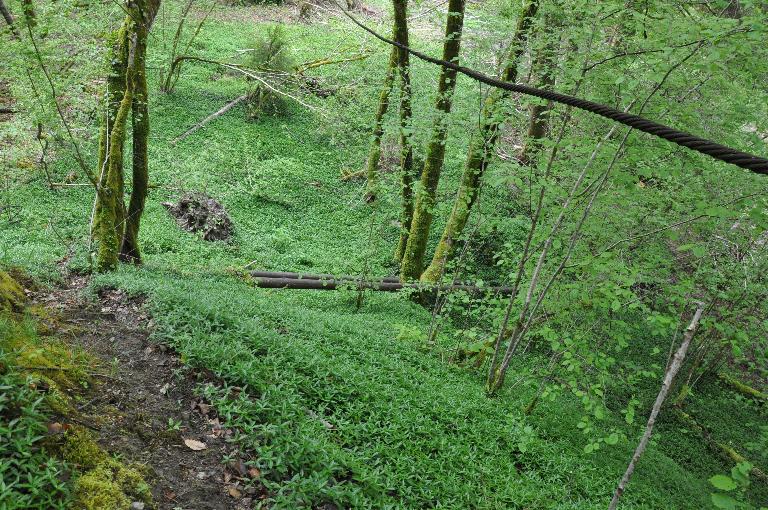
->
xmin=717 ymin=372 xmax=767 ymax=403
xmin=609 ymin=303 xmax=705 ymax=510
xmin=248 ymin=270 xmax=504 ymax=288
xmin=674 ymin=408 xmax=768 ymax=483
xmin=250 ymin=270 xmax=400 ymax=283
xmin=167 ymin=54 xmax=246 ymax=78
xmin=16 ymin=365 xmax=116 ymax=380
xmin=295 ymin=50 xmax=373 ymax=74
xmin=340 ymin=169 xmax=366 ymax=181
xmin=172 ymin=94 xmax=247 ymax=144
xmin=168 ymin=55 xmax=320 ymax=113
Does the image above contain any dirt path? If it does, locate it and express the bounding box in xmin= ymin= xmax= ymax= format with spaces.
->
xmin=32 ymin=275 xmax=263 ymax=510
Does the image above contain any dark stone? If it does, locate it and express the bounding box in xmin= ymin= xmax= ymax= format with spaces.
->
xmin=162 ymin=193 xmax=233 ymax=242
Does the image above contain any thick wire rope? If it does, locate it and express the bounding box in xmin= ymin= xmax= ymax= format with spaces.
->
xmin=339 ymin=7 xmax=768 ymax=174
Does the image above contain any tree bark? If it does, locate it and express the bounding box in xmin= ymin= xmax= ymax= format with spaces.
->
xmin=120 ymin=22 xmax=149 ymax=263
xmin=399 ymin=0 xmax=466 ymax=280
xmin=608 ymin=304 xmax=705 ymax=510
xmin=420 ymin=0 xmax=538 ymax=282
xmin=161 ymin=0 xmax=194 ymax=92
xmin=364 ymin=46 xmax=398 ymax=201
xmin=97 ymin=27 xmax=133 ymax=271
xmin=0 ymin=0 xmax=19 ymax=37
xmin=94 ymin=0 xmax=160 ymax=271
xmin=393 ymin=0 xmax=415 ymax=262
xmin=518 ymin=27 xmax=555 ymax=166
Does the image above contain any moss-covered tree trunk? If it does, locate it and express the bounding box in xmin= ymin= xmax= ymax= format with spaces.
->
xmin=420 ymin=0 xmax=538 ymax=282
xmin=399 ymin=0 xmax=466 ymax=280
xmin=93 ymin=0 xmax=159 ymax=271
xmin=518 ymin=23 xmax=556 ymax=166
xmin=364 ymin=46 xmax=398 ymax=201
xmin=120 ymin=23 xmax=149 ymax=263
xmin=393 ymin=0 xmax=415 ymax=262
xmin=96 ymin=31 xmax=133 ymax=272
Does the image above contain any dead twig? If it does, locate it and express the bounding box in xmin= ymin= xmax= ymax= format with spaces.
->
xmin=172 ymin=94 xmax=247 ymax=144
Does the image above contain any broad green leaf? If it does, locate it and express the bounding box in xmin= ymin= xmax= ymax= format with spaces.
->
xmin=691 ymin=246 xmax=707 ymax=258
xmin=710 ymin=493 xmax=738 ymax=510
xmin=709 ymin=475 xmax=737 ymax=491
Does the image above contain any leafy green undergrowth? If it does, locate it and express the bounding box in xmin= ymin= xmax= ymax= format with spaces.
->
xmin=669 ymin=382 xmax=768 ymax=504
xmin=94 ymin=267 xmax=734 ymax=509
xmin=2 ymin=0 xmax=767 ymax=507
xmin=0 ymin=275 xmax=153 ymax=510
xmin=0 ymin=347 xmax=71 ymax=509
xmin=0 ymin=0 xmax=518 ymax=280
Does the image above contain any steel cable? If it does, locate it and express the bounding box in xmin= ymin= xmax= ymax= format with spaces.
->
xmin=341 ymin=8 xmax=768 ymax=174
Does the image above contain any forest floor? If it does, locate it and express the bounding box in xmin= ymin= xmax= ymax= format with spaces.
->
xmin=1 ymin=0 xmax=767 ymax=507
xmin=30 ymin=273 xmax=264 ymax=509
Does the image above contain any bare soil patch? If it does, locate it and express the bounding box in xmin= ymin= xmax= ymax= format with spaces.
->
xmin=31 ymin=275 xmax=265 ymax=509
xmin=0 ymin=80 xmax=13 ymax=122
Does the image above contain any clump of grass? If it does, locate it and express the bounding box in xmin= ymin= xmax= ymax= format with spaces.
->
xmin=245 ymin=25 xmax=295 ymax=119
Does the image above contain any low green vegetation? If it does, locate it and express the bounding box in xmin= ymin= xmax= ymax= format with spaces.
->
xmin=95 ymin=268 xmax=726 ymax=508
xmin=0 ymin=273 xmax=153 ymax=510
xmin=1 ymin=0 xmax=767 ymax=508
xmin=0 ymin=347 xmax=71 ymax=509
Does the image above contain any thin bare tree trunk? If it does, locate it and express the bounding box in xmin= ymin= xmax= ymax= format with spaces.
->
xmin=0 ymin=0 xmax=19 ymax=37
xmin=162 ymin=0 xmax=194 ymax=92
xmin=608 ymin=304 xmax=705 ymax=510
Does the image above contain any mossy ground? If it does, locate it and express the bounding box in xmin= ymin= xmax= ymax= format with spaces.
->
xmin=0 ymin=271 xmax=155 ymax=510
xmin=0 ymin=270 xmax=26 ymax=313
xmin=58 ymin=427 xmax=153 ymax=510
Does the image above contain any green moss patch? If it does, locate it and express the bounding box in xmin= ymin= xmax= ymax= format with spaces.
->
xmin=59 ymin=427 xmax=152 ymax=510
xmin=0 ymin=270 xmax=26 ymax=313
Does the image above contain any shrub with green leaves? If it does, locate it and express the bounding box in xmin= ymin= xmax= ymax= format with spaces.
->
xmin=709 ymin=462 xmax=767 ymax=510
xmin=245 ymin=25 xmax=295 ymax=119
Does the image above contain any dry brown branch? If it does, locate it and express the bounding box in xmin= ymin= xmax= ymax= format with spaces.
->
xmin=295 ymin=50 xmax=373 ymax=73
xmin=171 ymin=94 xmax=247 ymax=144
xmin=340 ymin=168 xmax=367 ymax=181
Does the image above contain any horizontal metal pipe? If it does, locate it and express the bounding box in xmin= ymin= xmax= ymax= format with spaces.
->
xmin=250 ymin=276 xmax=513 ymax=295
xmin=249 ymin=270 xmax=482 ymax=287
xmin=250 ymin=270 xmax=400 ymax=283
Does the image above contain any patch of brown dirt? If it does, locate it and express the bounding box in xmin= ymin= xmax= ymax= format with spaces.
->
xmin=32 ymin=275 xmax=266 ymax=509
xmin=0 ymin=80 xmax=13 ymax=122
